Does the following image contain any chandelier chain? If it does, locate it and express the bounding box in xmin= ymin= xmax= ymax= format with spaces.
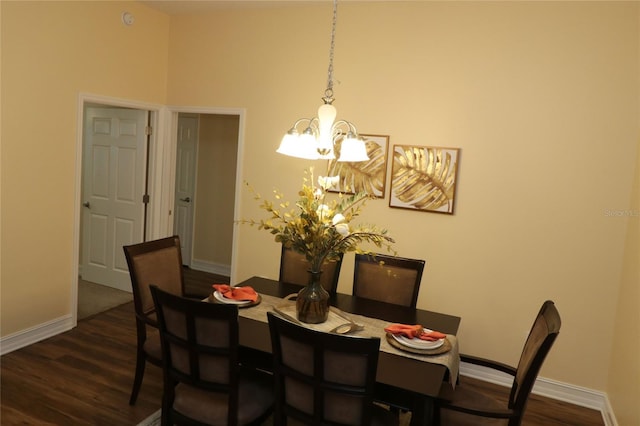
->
xmin=277 ymin=0 xmax=368 ymax=162
xmin=324 ymin=0 xmax=338 ymax=101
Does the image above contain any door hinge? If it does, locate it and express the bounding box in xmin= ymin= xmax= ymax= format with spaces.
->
xmin=143 ymin=194 xmax=150 ymax=204
xmin=145 ymin=126 xmax=152 ymax=136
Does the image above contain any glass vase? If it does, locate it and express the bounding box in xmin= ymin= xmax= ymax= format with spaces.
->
xmin=296 ymin=270 xmax=329 ymax=324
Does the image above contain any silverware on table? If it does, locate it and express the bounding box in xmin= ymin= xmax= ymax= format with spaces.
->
xmin=329 ymin=307 xmax=365 ymax=333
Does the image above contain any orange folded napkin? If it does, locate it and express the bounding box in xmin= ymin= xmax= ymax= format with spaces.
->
xmin=212 ymin=284 xmax=258 ymax=302
xmin=384 ymin=324 xmax=446 ymax=341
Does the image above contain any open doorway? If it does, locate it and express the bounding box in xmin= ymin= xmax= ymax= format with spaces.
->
xmin=72 ymin=98 xmax=245 ymax=322
xmin=173 ymin=112 xmax=240 ymax=285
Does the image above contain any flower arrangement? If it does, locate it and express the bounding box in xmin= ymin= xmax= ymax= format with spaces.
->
xmin=242 ymin=167 xmax=395 ymax=273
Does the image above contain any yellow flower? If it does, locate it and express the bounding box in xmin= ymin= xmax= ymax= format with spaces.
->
xmin=241 ymin=167 xmax=395 ymax=272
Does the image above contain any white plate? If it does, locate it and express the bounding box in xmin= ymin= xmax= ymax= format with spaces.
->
xmin=213 ymin=290 xmax=254 ymax=306
xmin=391 ymin=330 xmax=445 ymax=350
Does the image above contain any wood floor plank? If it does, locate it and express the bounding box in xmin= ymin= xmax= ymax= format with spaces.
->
xmin=1 ymin=271 xmax=604 ymax=425
xmin=453 ymin=376 xmax=604 ymax=426
xmin=1 ymin=303 xmax=162 ymax=425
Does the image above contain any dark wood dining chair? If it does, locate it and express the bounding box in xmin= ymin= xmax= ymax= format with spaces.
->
xmin=123 ymin=235 xmax=186 ymax=405
xmin=150 ymin=285 xmax=274 ymax=426
xmin=434 ymin=300 xmax=562 ymax=426
xmin=352 ymin=253 xmax=425 ymax=309
xmin=279 ymin=244 xmax=344 ymax=294
xmin=267 ymin=312 xmax=399 ymax=426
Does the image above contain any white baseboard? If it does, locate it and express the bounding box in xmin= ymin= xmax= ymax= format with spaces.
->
xmin=0 ymin=314 xmax=74 ymax=356
xmin=0 ymin=260 xmax=229 ymax=356
xmin=460 ymin=361 xmax=617 ymax=426
xmin=189 ymin=259 xmax=231 ymax=277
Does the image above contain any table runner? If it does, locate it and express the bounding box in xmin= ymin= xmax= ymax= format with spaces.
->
xmin=237 ymin=293 xmax=459 ymax=386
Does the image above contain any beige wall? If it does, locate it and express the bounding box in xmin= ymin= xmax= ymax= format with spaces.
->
xmin=167 ymin=1 xmax=638 ymax=395
xmin=607 ymin=140 xmax=640 ymax=425
xmin=607 ymin=10 xmax=640 ymax=423
xmin=1 ymin=1 xmax=638 ymax=422
xmin=1 ymin=1 xmax=170 ymax=333
xmin=193 ymin=114 xmax=239 ymax=266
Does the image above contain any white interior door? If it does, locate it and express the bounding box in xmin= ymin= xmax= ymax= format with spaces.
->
xmin=173 ymin=114 xmax=198 ymax=265
xmin=81 ymin=107 xmax=148 ymax=291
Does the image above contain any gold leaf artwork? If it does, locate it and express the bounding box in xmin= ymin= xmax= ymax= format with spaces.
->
xmin=389 ymin=145 xmax=460 ymax=214
xmin=327 ymin=135 xmax=389 ymax=198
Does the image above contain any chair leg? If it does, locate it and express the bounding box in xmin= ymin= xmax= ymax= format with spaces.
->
xmin=129 ymin=349 xmax=146 ymax=405
xmin=160 ymin=406 xmax=171 ymax=426
xmin=432 ymin=404 xmax=441 ymax=426
xmin=161 ymin=380 xmax=175 ymax=426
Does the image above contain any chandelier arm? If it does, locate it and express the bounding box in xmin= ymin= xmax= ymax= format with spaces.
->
xmin=331 ymin=128 xmax=345 ymax=141
xmin=332 ymin=120 xmax=358 ymax=136
xmin=290 ymin=117 xmax=319 ymax=131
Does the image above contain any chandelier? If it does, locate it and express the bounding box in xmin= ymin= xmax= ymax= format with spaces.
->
xmin=276 ymin=0 xmax=368 ymax=162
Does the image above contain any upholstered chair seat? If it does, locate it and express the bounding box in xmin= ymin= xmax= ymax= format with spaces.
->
xmin=123 ymin=235 xmax=186 ymax=405
xmin=436 ymin=383 xmax=511 ymax=425
xmin=434 ymin=301 xmax=561 ymax=426
xmin=172 ymin=369 xmax=274 ymax=425
xmin=151 ymin=285 xmax=274 ymax=426
xmin=141 ymin=330 xmax=161 ymax=361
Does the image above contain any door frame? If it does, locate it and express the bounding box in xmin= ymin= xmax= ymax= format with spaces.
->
xmin=72 ymin=93 xmax=168 ymax=326
xmin=164 ymin=106 xmax=246 ymax=283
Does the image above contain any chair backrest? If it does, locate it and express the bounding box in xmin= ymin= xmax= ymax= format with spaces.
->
xmin=150 ymin=285 xmax=242 ymax=425
xmin=267 ymin=312 xmax=381 ymax=426
xmin=123 ymin=235 xmax=185 ymax=318
xmin=279 ymin=244 xmax=343 ymax=294
xmin=352 ymin=253 xmax=425 ymax=309
xmin=509 ymin=300 xmax=561 ymax=413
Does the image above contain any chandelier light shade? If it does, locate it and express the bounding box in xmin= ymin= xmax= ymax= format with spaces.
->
xmin=276 ymin=0 xmax=368 ymax=163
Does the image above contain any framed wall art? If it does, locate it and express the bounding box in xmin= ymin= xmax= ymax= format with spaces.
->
xmin=389 ymin=145 xmax=460 ymax=214
xmin=326 ymin=134 xmax=389 ymax=198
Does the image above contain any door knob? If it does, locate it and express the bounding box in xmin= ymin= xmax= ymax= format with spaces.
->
xmin=83 ymin=202 xmax=91 ymax=208
xmin=179 ymin=197 xmax=191 ymax=203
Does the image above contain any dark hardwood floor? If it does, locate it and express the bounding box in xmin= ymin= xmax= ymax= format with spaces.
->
xmin=1 ymin=302 xmax=162 ymax=425
xmin=0 ymin=269 xmax=604 ymax=425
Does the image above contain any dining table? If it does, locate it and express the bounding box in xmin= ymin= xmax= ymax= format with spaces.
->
xmin=214 ymin=276 xmax=461 ymax=426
